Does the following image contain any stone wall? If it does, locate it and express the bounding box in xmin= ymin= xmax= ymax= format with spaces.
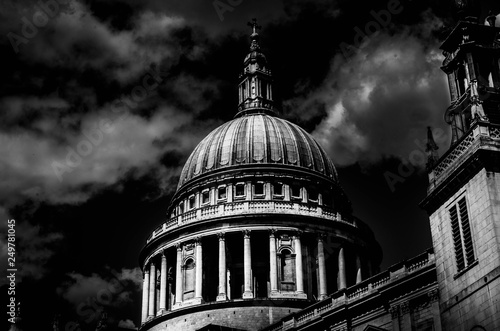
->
xmin=429 ymin=168 xmax=500 ymax=330
xmin=145 ymin=305 xmax=302 ymax=331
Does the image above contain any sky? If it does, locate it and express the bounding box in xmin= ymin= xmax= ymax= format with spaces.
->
xmin=1 ymin=0 xmax=500 ymax=330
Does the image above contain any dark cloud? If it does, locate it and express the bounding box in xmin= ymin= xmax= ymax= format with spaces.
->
xmin=0 ymin=0 xmax=472 ymax=329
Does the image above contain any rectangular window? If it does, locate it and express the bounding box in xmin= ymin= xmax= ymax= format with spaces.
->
xmin=273 ymin=183 xmax=283 ymax=196
xmin=308 ymin=188 xmax=318 ymax=201
xmin=322 ymin=192 xmax=333 ymax=208
xmin=235 ymin=183 xmax=245 ymax=197
xmin=291 ymin=185 xmax=301 ymax=199
xmin=449 ymin=196 xmax=475 ymax=273
xmin=218 ymin=186 xmax=227 ymax=200
xmin=188 ymin=196 xmax=196 ymax=209
xmin=254 ymin=182 xmax=264 ymax=196
xmin=201 ymin=191 xmax=210 ymax=205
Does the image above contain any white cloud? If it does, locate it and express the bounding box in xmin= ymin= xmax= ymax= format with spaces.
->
xmin=0 ymin=206 xmax=63 ymax=284
xmin=118 ymin=319 xmax=138 ymax=329
xmin=58 ymin=267 xmax=142 ymax=308
xmin=291 ymin=21 xmax=451 ymax=167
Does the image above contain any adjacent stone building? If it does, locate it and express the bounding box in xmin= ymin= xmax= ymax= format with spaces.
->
xmin=138 ymin=3 xmax=500 ymax=330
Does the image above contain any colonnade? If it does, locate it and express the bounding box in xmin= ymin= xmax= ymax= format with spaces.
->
xmin=141 ymin=230 xmax=366 ymax=324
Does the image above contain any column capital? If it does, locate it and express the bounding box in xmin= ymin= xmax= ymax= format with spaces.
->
xmin=400 ymin=301 xmax=410 ymax=315
xmin=243 ymin=229 xmax=251 ymax=239
xmin=389 ymin=305 xmax=399 ymax=319
xmin=194 ymin=237 xmax=202 ymax=245
xmin=427 ymin=288 xmax=439 ymax=302
xmin=176 ymin=243 xmax=182 ymax=251
xmin=217 ymin=232 xmax=225 ymax=241
xmin=317 ymin=233 xmax=326 ymax=242
xmin=268 ymin=228 xmax=277 ymax=237
xmin=293 ymin=230 xmax=303 ymax=239
xmin=161 ymin=250 xmax=167 ymax=259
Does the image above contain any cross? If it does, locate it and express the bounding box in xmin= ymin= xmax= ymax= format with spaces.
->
xmin=247 ymin=18 xmax=261 ymax=35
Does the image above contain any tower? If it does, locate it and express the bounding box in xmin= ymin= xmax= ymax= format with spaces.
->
xmin=421 ymin=3 xmax=500 ymax=330
xmin=138 ymin=20 xmax=381 ymax=331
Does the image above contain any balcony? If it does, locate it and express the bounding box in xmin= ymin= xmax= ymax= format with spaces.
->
xmin=261 ymin=250 xmax=436 ymax=331
xmin=147 ymin=201 xmax=354 ymax=243
xmin=428 ymin=121 xmax=500 ymax=193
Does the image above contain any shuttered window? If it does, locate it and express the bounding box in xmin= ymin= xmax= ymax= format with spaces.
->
xmin=449 ymin=196 xmax=475 ymax=273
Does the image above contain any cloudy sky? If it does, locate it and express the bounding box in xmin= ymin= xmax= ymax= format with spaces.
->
xmin=1 ymin=0 xmax=499 ymax=330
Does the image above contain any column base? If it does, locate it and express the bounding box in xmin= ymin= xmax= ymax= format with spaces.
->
xmin=216 ymin=294 xmax=228 ymax=301
xmin=318 ymin=294 xmax=328 ymax=300
xmin=269 ymin=291 xmax=307 ymax=299
xmin=242 ymin=291 xmax=254 ymax=299
xmin=156 ymin=309 xmax=167 ymax=316
xmin=172 ymin=297 xmax=204 ymax=310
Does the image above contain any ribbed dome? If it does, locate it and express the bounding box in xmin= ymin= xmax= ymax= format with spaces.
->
xmin=177 ymin=113 xmax=338 ymax=189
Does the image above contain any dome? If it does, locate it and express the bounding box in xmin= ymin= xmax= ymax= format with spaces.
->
xmin=177 ymin=113 xmax=338 ymax=190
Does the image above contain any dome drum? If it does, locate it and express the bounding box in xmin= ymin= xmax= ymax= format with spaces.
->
xmin=139 ymin=225 xmax=381 ymax=330
xmin=168 ymin=171 xmax=350 ymax=220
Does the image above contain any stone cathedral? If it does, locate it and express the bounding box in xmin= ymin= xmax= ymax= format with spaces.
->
xmin=138 ymin=3 xmax=500 ymax=331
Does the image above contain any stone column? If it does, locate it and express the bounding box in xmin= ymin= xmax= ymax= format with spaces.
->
xmin=195 ymin=238 xmax=203 ymax=300
xmin=294 ymin=233 xmax=304 ymax=293
xmin=217 ymin=232 xmax=227 ymax=301
xmin=317 ymin=235 xmax=327 ymax=300
xmin=141 ymin=268 xmax=150 ymax=323
xmin=148 ymin=261 xmax=156 ymax=317
xmin=175 ymin=244 xmax=183 ymax=305
xmin=159 ymin=252 xmax=167 ymax=313
xmin=356 ymin=254 xmax=362 ymax=284
xmin=389 ymin=305 xmax=401 ymax=331
xmin=269 ymin=230 xmax=278 ymax=294
xmin=242 ymin=230 xmax=253 ymax=298
xmin=338 ymin=247 xmax=347 ymax=290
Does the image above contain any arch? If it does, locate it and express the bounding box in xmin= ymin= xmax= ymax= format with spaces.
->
xmin=183 ymin=258 xmax=195 ymax=300
xmin=279 ymin=248 xmax=296 ymax=291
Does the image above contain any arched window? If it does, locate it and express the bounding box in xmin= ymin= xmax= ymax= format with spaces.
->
xmin=279 ymin=249 xmax=296 ymax=291
xmin=183 ymin=258 xmax=195 ymax=300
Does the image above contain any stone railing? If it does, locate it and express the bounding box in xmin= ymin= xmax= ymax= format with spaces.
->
xmin=428 ymin=121 xmax=500 ymax=192
xmin=261 ymin=250 xmax=435 ymax=331
xmin=147 ymin=201 xmax=353 ymax=243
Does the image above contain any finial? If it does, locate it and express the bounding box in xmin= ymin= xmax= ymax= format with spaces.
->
xmin=95 ymin=310 xmax=108 ymax=331
xmin=247 ymin=18 xmax=261 ymax=36
xmin=425 ymin=127 xmax=439 ymax=171
xmin=486 ymin=11 xmax=497 ymax=27
xmin=247 ymin=18 xmax=262 ymax=51
xmin=52 ymin=314 xmax=62 ymax=331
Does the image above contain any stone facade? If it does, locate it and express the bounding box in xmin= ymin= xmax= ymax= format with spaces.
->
xmin=428 ymin=169 xmax=500 ymax=330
